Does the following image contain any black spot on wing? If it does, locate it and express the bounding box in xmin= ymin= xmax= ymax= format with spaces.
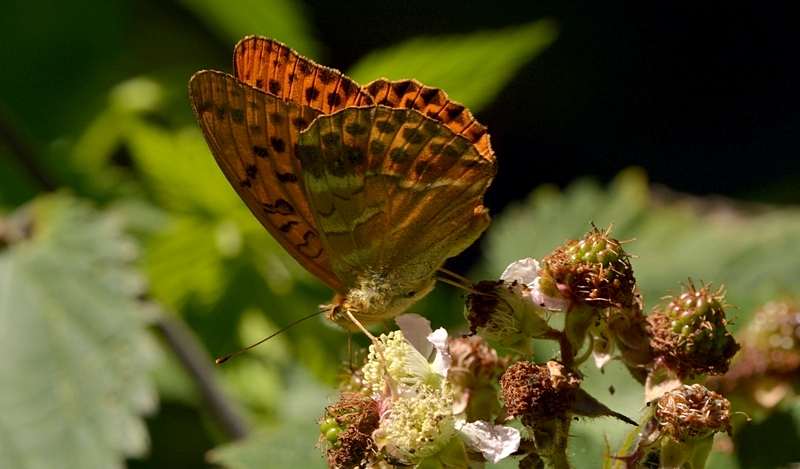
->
xmin=263 ymin=199 xmax=296 ymax=215
xmin=305 ymin=86 xmax=320 ymax=103
xmin=327 ymin=92 xmax=342 ymax=107
xmin=230 ymin=109 xmax=244 ymax=124
xmin=269 ymin=112 xmax=285 ymax=125
xmin=291 ymin=117 xmax=310 ymax=130
xmin=365 ymin=80 xmax=388 ymax=97
xmin=297 ymin=60 xmax=311 ymax=75
xmin=391 ymin=80 xmax=417 ymax=97
xmin=298 ymin=231 xmax=323 ymax=258
xmin=268 ymin=79 xmax=282 ymax=95
xmin=420 ymin=87 xmax=442 ymax=105
xmin=276 ymin=171 xmax=298 ymax=183
xmin=253 ymin=145 xmax=269 ymax=158
xmin=402 ymin=127 xmax=425 ymax=144
xmin=370 ymin=139 xmax=386 ymax=155
xmin=345 ymin=121 xmax=368 ymax=136
xmin=270 ymin=136 xmax=286 ymax=153
xmin=318 ymin=68 xmax=336 ymax=84
xmin=375 ymin=121 xmax=396 ymax=133
xmin=279 ymin=221 xmax=298 ymax=232
xmin=390 ymin=147 xmax=409 ymax=163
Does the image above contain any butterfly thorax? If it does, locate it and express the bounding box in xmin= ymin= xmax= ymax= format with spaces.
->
xmin=326 ymin=271 xmax=437 ymax=332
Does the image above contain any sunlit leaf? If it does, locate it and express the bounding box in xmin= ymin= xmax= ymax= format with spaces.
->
xmin=0 ymin=193 xmax=159 ymax=469
xmin=347 ymin=20 xmax=559 ymax=114
xmin=176 ymin=0 xmax=319 ymax=58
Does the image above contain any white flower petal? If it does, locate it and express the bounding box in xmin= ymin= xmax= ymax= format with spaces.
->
xmin=531 ymin=277 xmax=570 ymax=311
xmin=428 ymin=327 xmax=451 ymax=377
xmin=500 ymin=258 xmax=541 ymax=286
xmin=396 ymin=314 xmax=433 ymax=357
xmin=458 ymin=421 xmax=521 ymax=464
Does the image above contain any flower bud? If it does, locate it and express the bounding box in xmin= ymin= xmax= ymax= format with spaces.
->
xmin=499 ymin=360 xmax=581 ymax=428
xmin=448 ymin=335 xmax=510 ymax=420
xmin=318 ymin=393 xmax=381 ymax=468
xmin=539 ymin=225 xmax=636 ymax=309
xmin=655 ymin=384 xmax=732 ymax=469
xmin=464 ymin=279 xmax=550 ymax=356
xmin=648 ymin=281 xmax=740 ymax=378
xmin=656 ymin=384 xmax=732 ymax=440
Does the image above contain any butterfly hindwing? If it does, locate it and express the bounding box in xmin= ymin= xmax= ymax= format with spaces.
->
xmin=189 ymin=70 xmax=347 ymax=293
xmin=298 ymin=106 xmax=496 ymax=289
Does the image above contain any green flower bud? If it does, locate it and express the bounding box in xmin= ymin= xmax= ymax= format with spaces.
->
xmin=541 ymin=224 xmax=636 ymax=309
xmin=655 ymin=384 xmax=732 ymax=469
xmin=648 ymin=281 xmax=740 ymax=378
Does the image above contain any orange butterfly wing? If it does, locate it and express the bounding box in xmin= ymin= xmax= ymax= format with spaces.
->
xmin=298 ymin=105 xmax=496 ymax=290
xmin=362 ymin=78 xmax=493 ymax=160
xmin=189 ymin=37 xmax=373 ymax=295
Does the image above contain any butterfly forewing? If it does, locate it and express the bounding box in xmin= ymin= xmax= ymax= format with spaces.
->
xmin=234 ymin=36 xmax=371 ymax=113
xmin=189 ymin=70 xmax=347 ymax=293
xmin=298 ymin=106 xmax=496 ymax=288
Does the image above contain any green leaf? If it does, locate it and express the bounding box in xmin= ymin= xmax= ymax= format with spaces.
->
xmin=209 ymin=366 xmax=334 ymax=469
xmin=176 ymin=0 xmax=320 ymax=58
xmin=209 ymin=423 xmax=327 ymax=469
xmin=347 ymin=20 xmax=559 ymax=114
xmin=0 ymin=193 xmax=158 ymax=469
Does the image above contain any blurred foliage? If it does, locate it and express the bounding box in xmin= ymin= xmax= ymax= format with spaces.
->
xmin=0 ymin=194 xmax=158 ymax=468
xmin=1 ymin=0 xmax=799 ymax=468
xmin=347 ymin=20 xmax=559 ymax=113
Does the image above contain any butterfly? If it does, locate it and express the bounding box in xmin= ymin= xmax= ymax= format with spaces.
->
xmin=189 ymin=37 xmax=496 ymax=331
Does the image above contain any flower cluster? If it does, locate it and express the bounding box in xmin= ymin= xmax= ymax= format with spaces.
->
xmin=317 ymin=226 xmax=749 ymax=469
xmin=319 ymin=315 xmax=519 ymax=468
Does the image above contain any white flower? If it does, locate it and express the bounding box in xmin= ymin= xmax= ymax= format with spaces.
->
xmin=395 ymin=314 xmax=451 ymax=378
xmin=362 ymin=314 xmax=451 ymax=395
xmin=377 ymin=384 xmax=457 ymax=459
xmin=457 ymin=420 xmax=521 ymax=464
xmin=502 ymin=258 xmax=569 ymax=311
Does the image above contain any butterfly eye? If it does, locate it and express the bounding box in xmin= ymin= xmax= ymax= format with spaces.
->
xmin=407 ymin=291 xmax=416 ymax=298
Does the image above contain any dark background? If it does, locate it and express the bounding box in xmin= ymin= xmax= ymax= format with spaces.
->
xmin=2 ymin=2 xmax=798 ymax=209
xmin=304 ymin=1 xmax=800 ymax=208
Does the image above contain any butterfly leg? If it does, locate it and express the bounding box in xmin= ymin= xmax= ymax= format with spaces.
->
xmin=344 ymin=310 xmax=394 ymax=387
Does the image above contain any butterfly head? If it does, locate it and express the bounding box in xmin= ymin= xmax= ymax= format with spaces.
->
xmin=326 ymin=272 xmax=438 ymax=332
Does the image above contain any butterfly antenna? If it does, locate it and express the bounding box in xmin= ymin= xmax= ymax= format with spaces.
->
xmin=437 ymin=267 xmax=475 ymax=286
xmin=215 ymin=309 xmax=326 ymax=364
xmin=436 ymin=268 xmax=489 ymax=295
